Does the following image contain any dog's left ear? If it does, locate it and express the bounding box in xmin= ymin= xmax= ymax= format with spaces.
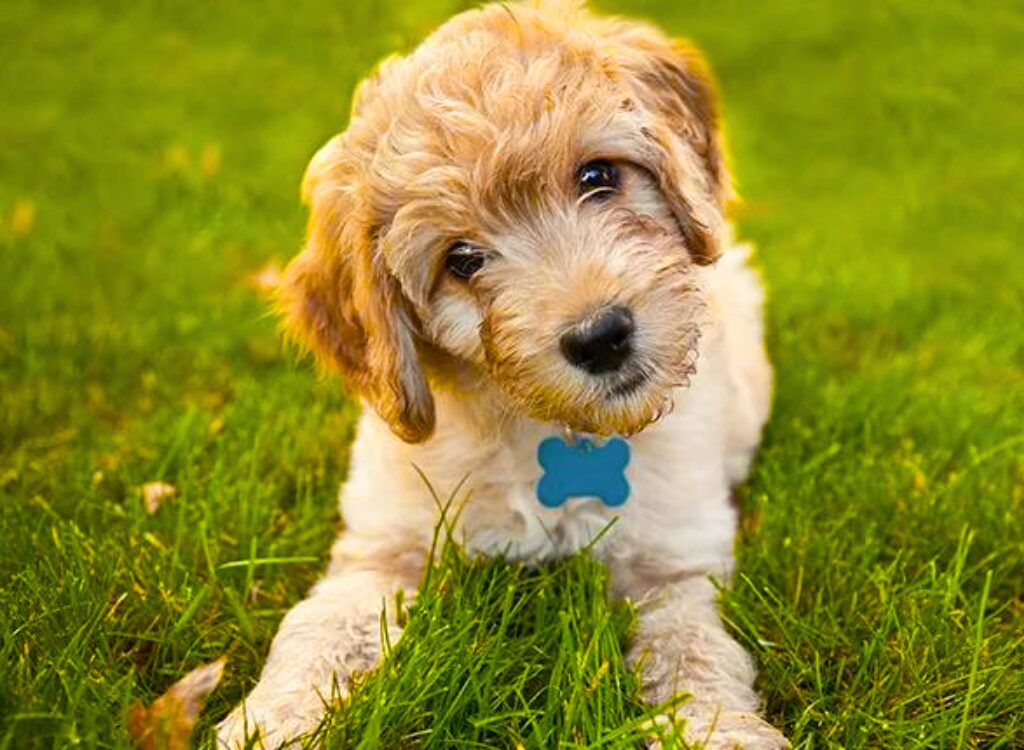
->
xmin=599 ymin=22 xmax=732 ymax=265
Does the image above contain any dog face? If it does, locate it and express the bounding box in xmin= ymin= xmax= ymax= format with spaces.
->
xmin=280 ymin=1 xmax=731 ymax=442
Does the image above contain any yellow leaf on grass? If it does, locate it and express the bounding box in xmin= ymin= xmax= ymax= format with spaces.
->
xmin=127 ymin=658 xmax=226 ymax=750
xmin=141 ymin=481 xmax=176 ymax=514
xmin=11 ymin=200 xmax=36 ymax=236
xmin=248 ymin=260 xmax=283 ymax=296
xmin=200 ymin=142 xmax=222 ymax=178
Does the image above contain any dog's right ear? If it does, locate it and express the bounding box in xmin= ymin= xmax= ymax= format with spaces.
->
xmin=277 ymin=136 xmax=435 ymax=443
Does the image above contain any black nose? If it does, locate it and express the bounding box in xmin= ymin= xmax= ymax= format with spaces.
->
xmin=559 ymin=305 xmax=635 ymax=374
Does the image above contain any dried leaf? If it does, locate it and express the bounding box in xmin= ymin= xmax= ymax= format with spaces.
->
xmin=199 ymin=142 xmax=222 ymax=178
xmin=127 ymin=658 xmax=226 ymax=750
xmin=248 ymin=261 xmax=283 ymax=296
xmin=11 ymin=200 xmax=36 ymax=236
xmin=141 ymin=482 xmax=176 ymax=514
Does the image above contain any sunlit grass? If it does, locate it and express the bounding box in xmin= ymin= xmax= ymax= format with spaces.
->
xmin=1 ymin=0 xmax=1021 ymax=747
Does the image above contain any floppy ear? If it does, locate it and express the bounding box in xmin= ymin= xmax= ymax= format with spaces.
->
xmin=278 ymin=136 xmax=435 ymax=443
xmin=600 ymin=22 xmax=732 ymax=265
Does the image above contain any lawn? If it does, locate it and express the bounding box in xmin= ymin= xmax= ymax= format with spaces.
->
xmin=1 ymin=0 xmax=1022 ymax=747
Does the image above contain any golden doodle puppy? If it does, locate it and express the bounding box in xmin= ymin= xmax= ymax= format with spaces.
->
xmin=219 ymin=1 xmax=787 ymax=747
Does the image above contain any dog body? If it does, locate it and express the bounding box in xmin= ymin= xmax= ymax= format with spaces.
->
xmin=218 ymin=2 xmax=787 ymax=746
xmin=339 ymin=244 xmax=769 ymax=572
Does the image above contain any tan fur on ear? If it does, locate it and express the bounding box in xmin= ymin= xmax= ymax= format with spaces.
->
xmin=278 ymin=136 xmax=435 ymax=443
xmin=598 ymin=21 xmax=732 ymax=265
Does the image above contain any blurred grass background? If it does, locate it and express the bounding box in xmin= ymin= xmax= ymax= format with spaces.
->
xmin=1 ymin=0 xmax=1022 ymax=747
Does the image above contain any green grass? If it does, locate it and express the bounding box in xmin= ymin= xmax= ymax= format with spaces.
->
xmin=314 ymin=526 xmax=673 ymax=749
xmin=1 ymin=0 xmax=1022 ymax=747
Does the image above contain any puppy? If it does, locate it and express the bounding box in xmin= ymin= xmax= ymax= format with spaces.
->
xmin=218 ymin=1 xmax=787 ymax=747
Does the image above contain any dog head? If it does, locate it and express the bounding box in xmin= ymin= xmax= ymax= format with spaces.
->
xmin=279 ymin=1 xmax=731 ymax=442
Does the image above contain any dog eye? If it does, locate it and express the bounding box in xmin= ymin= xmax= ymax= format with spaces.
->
xmin=577 ymin=160 xmax=620 ymax=197
xmin=445 ymin=242 xmax=487 ymax=280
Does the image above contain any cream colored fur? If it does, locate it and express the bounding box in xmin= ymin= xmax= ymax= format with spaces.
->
xmin=218 ymin=1 xmax=788 ymax=747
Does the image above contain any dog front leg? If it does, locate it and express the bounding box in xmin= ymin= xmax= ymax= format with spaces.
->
xmin=216 ymin=547 xmax=423 ymax=749
xmin=620 ymin=573 xmax=788 ymax=749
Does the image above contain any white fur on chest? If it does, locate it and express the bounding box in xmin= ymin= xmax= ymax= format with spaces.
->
xmin=336 ymin=247 xmax=769 ymax=581
xmin=341 ymin=358 xmax=729 ymax=578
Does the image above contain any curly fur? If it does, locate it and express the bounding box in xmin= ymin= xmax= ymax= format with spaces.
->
xmin=219 ymin=1 xmax=787 ymax=747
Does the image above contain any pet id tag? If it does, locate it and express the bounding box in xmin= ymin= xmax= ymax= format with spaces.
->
xmin=536 ymin=434 xmax=631 ymax=508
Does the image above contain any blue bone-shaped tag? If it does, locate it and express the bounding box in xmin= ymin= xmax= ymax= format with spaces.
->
xmin=536 ymin=435 xmax=631 ymax=508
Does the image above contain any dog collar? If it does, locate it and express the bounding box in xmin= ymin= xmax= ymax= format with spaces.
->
xmin=536 ymin=429 xmax=631 ymax=508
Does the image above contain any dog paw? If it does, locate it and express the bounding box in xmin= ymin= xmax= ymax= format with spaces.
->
xmin=215 ymin=703 xmax=320 ymax=749
xmin=647 ymin=709 xmax=789 ymax=750
xmin=215 ymin=708 xmax=260 ymax=749
xmin=216 ymin=707 xmax=273 ymax=749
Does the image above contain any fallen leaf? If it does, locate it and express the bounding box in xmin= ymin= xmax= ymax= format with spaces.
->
xmin=248 ymin=260 xmax=283 ymax=296
xmin=141 ymin=482 xmax=176 ymax=514
xmin=11 ymin=200 xmax=36 ymax=236
xmin=127 ymin=658 xmax=226 ymax=750
xmin=199 ymin=142 xmax=222 ymax=178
